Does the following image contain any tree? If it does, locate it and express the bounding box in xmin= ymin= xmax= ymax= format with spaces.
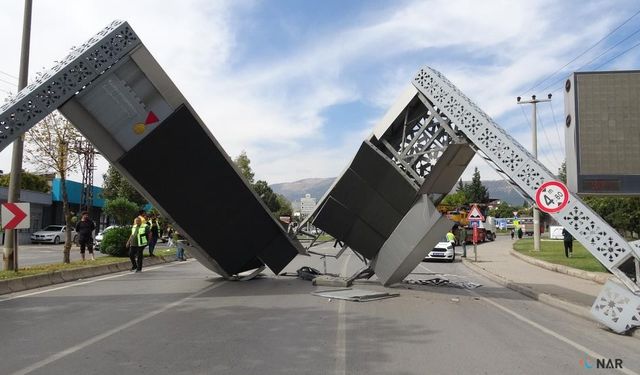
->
xmin=489 ymin=201 xmax=517 ymax=218
xmin=441 ymin=191 xmax=467 ymax=207
xmin=234 ymin=151 xmax=255 ymax=184
xmin=466 ymin=167 xmax=490 ymax=204
xmin=101 ymin=165 xmax=147 ymax=206
xmin=103 ymin=197 xmax=139 ymax=225
xmin=0 ymin=171 xmax=49 ymax=193
xmin=24 ymin=111 xmax=82 ymax=263
xmin=275 ymin=194 xmax=293 ymax=217
xmin=254 ymin=180 xmax=279 ymax=212
xmin=558 ymin=161 xmax=567 ymax=184
xmin=233 ymin=151 xmax=292 ymax=217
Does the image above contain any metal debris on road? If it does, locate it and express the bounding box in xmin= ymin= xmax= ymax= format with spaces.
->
xmin=312 ymin=288 xmax=399 ymax=302
xmin=404 ymin=277 xmax=482 ymax=289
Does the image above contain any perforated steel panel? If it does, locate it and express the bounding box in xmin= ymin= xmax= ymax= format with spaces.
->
xmin=0 ymin=21 xmax=139 ymax=146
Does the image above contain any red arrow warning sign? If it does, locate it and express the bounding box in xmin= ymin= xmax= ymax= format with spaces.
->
xmin=2 ymin=203 xmax=30 ymax=229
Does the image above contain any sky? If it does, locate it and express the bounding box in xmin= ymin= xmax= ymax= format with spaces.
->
xmin=0 ymin=0 xmax=639 ymax=187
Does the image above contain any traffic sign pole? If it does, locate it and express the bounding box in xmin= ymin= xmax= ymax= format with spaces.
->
xmin=2 ymin=203 xmax=30 ymax=271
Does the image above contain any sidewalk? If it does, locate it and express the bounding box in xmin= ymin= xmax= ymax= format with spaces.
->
xmin=461 ymin=235 xmax=638 ymax=339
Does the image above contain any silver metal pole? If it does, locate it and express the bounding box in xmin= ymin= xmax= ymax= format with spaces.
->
xmin=532 ymin=101 xmax=541 ymax=252
xmin=3 ymin=0 xmax=32 ymax=271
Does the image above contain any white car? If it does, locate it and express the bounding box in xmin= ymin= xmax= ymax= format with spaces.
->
xmin=424 ymin=241 xmax=455 ymax=262
xmin=31 ymin=225 xmax=77 ymax=245
xmin=95 ymin=225 xmax=120 ymax=250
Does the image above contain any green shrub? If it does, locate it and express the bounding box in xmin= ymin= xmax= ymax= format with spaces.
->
xmin=101 ymin=226 xmax=131 ymax=257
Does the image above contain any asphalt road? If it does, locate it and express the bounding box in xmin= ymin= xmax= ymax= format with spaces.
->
xmin=0 ymin=242 xmax=638 ymax=375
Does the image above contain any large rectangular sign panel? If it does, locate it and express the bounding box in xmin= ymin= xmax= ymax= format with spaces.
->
xmin=564 ymin=71 xmax=640 ymax=195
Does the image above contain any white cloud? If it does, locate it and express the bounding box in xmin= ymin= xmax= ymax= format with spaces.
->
xmin=0 ymin=0 xmax=637 ymax=188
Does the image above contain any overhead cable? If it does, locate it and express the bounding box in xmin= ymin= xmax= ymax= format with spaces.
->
xmin=524 ymin=8 xmax=640 ymax=94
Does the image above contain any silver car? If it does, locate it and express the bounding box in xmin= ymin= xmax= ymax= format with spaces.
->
xmin=31 ymin=225 xmax=77 ymax=245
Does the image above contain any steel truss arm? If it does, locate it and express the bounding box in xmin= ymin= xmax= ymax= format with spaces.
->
xmin=412 ymin=66 xmax=640 ymax=334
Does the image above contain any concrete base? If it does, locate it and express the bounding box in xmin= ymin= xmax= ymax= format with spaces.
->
xmin=313 ymin=275 xmax=352 ymax=287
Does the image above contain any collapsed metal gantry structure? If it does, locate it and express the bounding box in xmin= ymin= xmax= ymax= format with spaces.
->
xmin=0 ymin=20 xmax=637 ymax=334
xmin=307 ymin=68 xmax=640 ymax=334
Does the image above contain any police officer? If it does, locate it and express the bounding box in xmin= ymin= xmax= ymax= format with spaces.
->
xmin=127 ymin=217 xmax=149 ymax=273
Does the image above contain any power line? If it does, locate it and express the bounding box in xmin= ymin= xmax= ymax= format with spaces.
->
xmin=576 ymin=26 xmax=640 ymax=70
xmin=0 ymin=70 xmax=18 ymax=80
xmin=539 ymin=38 xmax=640 ymax=93
xmin=537 ymin=110 xmax=562 ymax=166
xmin=519 ymin=105 xmax=531 ymax=131
xmin=523 ymin=8 xmax=640 ymax=94
xmin=548 ymin=101 xmax=564 ymax=151
xmin=0 ymin=77 xmax=17 ymax=86
xmin=592 ymin=38 xmax=640 ymax=69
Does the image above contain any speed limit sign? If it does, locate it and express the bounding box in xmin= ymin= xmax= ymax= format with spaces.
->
xmin=535 ymin=181 xmax=569 ymax=213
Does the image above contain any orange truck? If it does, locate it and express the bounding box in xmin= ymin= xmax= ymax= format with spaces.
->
xmin=437 ymin=204 xmax=496 ymax=243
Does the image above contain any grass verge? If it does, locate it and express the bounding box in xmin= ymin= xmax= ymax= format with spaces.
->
xmin=0 ymin=247 xmax=177 ymax=280
xmin=513 ymin=238 xmax=608 ymax=273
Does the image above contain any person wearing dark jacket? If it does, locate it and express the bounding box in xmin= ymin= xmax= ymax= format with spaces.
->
xmin=75 ymin=212 xmax=96 ymax=261
xmin=562 ymin=228 xmax=574 ymax=258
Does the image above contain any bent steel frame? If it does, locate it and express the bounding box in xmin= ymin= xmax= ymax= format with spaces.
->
xmin=309 ymin=66 xmax=640 ymax=333
xmin=0 ymin=21 xmax=301 ymax=278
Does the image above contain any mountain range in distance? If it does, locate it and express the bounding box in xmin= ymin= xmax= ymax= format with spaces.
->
xmin=271 ymin=177 xmax=528 ymax=206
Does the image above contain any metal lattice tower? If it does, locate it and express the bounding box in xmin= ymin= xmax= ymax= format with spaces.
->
xmin=74 ymin=138 xmax=97 ymax=214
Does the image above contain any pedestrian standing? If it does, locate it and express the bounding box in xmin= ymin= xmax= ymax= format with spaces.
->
xmin=458 ymin=226 xmax=468 ymax=258
xmin=147 ymin=214 xmax=160 ymax=256
xmin=517 ymin=227 xmax=523 ymax=239
xmin=127 ymin=217 xmax=149 ymax=273
xmin=133 ymin=210 xmax=147 ymax=225
xmin=174 ymin=230 xmax=186 ymax=261
xmin=75 ymin=212 xmax=96 ymax=261
xmin=562 ymin=228 xmax=574 ymax=258
xmin=446 ymin=229 xmax=456 ymax=252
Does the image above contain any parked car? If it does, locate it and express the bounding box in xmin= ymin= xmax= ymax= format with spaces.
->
xmin=424 ymin=241 xmax=455 ymax=262
xmin=31 ymin=225 xmax=77 ymax=245
xmin=95 ymin=225 xmax=120 ymax=251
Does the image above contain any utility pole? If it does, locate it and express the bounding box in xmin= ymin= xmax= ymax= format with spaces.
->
xmin=3 ymin=0 xmax=32 ymax=271
xmin=517 ymin=94 xmax=551 ymax=252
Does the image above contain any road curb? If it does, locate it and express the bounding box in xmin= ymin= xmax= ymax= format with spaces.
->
xmin=509 ymin=249 xmax=612 ymax=284
xmin=0 ymin=255 xmax=176 ymax=295
xmin=462 ymin=258 xmax=640 ymax=340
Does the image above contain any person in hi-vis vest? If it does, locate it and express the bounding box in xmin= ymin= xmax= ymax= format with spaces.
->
xmin=127 ymin=217 xmax=149 ymax=273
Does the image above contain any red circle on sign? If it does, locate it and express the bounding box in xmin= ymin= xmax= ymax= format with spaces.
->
xmin=535 ymin=181 xmax=569 ymax=213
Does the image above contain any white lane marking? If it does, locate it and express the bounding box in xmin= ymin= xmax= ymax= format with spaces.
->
xmin=10 ymin=279 xmax=225 ymax=375
xmin=418 ymin=264 xmax=637 ymax=375
xmin=335 ymin=253 xmax=351 ymax=375
xmin=467 ymin=289 xmax=638 ymax=375
xmin=0 ymin=260 xmax=193 ymax=302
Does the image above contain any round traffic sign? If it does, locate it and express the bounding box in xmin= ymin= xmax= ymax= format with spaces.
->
xmin=535 ymin=181 xmax=569 ymax=213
